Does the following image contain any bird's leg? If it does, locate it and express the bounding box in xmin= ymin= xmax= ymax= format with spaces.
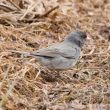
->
xmin=39 ymin=68 xmax=61 ymax=82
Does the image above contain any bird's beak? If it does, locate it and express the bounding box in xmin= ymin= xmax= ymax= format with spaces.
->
xmin=86 ymin=34 xmax=90 ymax=40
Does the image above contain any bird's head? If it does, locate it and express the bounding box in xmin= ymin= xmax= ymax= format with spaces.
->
xmin=65 ymin=30 xmax=87 ymax=47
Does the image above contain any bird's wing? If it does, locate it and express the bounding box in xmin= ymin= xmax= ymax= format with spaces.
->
xmin=30 ymin=47 xmax=78 ymax=59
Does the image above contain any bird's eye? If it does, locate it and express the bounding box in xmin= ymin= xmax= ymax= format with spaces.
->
xmin=78 ymin=41 xmax=81 ymax=47
xmin=82 ymin=34 xmax=87 ymax=39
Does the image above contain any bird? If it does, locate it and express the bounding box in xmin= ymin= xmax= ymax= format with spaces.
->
xmin=10 ymin=30 xmax=87 ymax=71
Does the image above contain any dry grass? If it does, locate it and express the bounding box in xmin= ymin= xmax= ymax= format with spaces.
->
xmin=0 ymin=0 xmax=110 ymax=110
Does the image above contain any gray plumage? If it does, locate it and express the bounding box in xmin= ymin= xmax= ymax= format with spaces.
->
xmin=10 ymin=30 xmax=87 ymax=70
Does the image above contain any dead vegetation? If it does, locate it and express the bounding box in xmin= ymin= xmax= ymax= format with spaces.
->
xmin=0 ymin=0 xmax=110 ymax=110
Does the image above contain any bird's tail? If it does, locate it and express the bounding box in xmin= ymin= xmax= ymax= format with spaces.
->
xmin=8 ymin=50 xmax=31 ymax=57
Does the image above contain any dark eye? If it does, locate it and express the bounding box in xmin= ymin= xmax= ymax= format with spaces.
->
xmin=82 ymin=34 xmax=87 ymax=39
xmin=78 ymin=41 xmax=81 ymax=47
xmin=81 ymin=31 xmax=87 ymax=38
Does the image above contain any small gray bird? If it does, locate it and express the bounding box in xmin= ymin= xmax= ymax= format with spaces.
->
xmin=11 ymin=30 xmax=87 ymax=70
